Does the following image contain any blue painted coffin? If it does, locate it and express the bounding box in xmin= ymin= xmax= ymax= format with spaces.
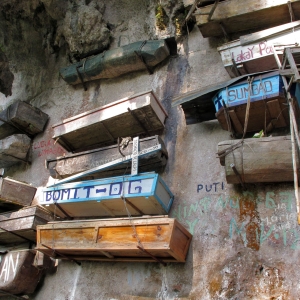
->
xmin=212 ymin=72 xmax=287 ymax=111
xmin=40 ymin=173 xmax=174 ymax=218
xmin=212 ymin=71 xmax=300 ymax=134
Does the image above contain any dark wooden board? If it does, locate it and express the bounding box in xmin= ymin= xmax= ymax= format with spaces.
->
xmin=47 ymin=135 xmax=168 ymax=180
xmin=36 ymin=216 xmax=192 ymax=263
xmin=52 ymin=91 xmax=167 ymax=152
xmin=0 ymin=100 xmax=49 ymax=139
xmin=218 ymin=136 xmax=297 ymax=183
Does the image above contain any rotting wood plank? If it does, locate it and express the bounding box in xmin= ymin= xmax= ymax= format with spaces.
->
xmin=195 ymin=0 xmax=300 ymax=37
xmin=46 ymin=135 xmax=168 ymax=180
xmin=52 ymin=91 xmax=167 ymax=152
xmin=218 ymin=136 xmax=298 ymax=184
xmin=36 ymin=217 xmax=192 ymax=263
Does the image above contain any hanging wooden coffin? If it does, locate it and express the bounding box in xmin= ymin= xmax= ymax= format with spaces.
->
xmin=0 ymin=250 xmax=53 ymax=295
xmin=218 ymin=21 xmax=300 ymax=78
xmin=213 ymin=71 xmax=299 ymax=134
xmin=52 ymin=91 xmax=167 ymax=152
xmin=46 ymin=135 xmax=168 ymax=180
xmin=0 ymin=206 xmax=54 ymax=245
xmin=0 ymin=177 xmax=36 ymax=208
xmin=40 ymin=173 xmax=174 ymax=218
xmin=59 ymin=38 xmax=177 ymax=85
xmin=36 ymin=216 xmax=192 ymax=263
xmin=218 ymin=136 xmax=297 ymax=184
xmin=0 ymin=100 xmax=49 ymax=140
xmin=0 ymin=134 xmax=31 ymax=168
xmin=195 ymin=0 xmax=300 ymax=38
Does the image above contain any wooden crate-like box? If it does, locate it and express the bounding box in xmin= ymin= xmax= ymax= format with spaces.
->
xmin=0 ymin=100 xmax=49 ymax=139
xmin=46 ymin=135 xmax=168 ymax=180
xmin=0 ymin=205 xmax=54 ymax=245
xmin=36 ymin=216 xmax=192 ymax=263
xmin=41 ymin=173 xmax=174 ymax=218
xmin=0 ymin=250 xmax=53 ymax=295
xmin=218 ymin=136 xmax=296 ymax=184
xmin=0 ymin=134 xmax=31 ymax=168
xmin=52 ymin=91 xmax=167 ymax=152
xmin=0 ymin=177 xmax=36 ymax=207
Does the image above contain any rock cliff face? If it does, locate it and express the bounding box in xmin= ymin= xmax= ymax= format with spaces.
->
xmin=1 ymin=1 xmax=299 ymax=300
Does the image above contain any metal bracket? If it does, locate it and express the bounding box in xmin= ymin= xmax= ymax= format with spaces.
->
xmin=76 ymin=65 xmax=88 ymax=91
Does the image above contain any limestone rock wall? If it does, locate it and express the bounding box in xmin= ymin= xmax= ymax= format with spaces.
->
xmin=0 ymin=0 xmax=299 ymax=299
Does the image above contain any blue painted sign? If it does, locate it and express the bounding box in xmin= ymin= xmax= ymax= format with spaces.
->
xmin=40 ymin=172 xmax=174 ymax=218
xmin=213 ymin=73 xmax=285 ymax=111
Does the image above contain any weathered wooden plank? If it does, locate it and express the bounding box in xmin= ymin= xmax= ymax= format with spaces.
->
xmin=52 ymin=91 xmax=167 ymax=152
xmin=0 ymin=250 xmax=53 ymax=295
xmin=60 ymin=39 xmax=177 ymax=85
xmin=46 ymin=135 xmax=168 ymax=180
xmin=0 ymin=134 xmax=31 ymax=168
xmin=0 ymin=177 xmax=36 ymax=207
xmin=0 ymin=100 xmax=49 ymax=139
xmin=40 ymin=173 xmax=174 ymax=218
xmin=266 ymin=99 xmax=287 ymax=128
xmin=195 ymin=0 xmax=300 ymax=37
xmin=36 ymin=217 xmax=192 ymax=263
xmin=0 ymin=206 xmax=54 ymax=245
xmin=218 ymin=136 xmax=297 ymax=183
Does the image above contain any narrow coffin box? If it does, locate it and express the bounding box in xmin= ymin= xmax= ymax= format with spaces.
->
xmin=0 ymin=177 xmax=36 ymax=207
xmin=0 ymin=250 xmax=53 ymax=295
xmin=0 ymin=205 xmax=54 ymax=245
xmin=52 ymin=91 xmax=167 ymax=152
xmin=36 ymin=216 xmax=192 ymax=263
xmin=46 ymin=135 xmax=168 ymax=180
xmin=40 ymin=173 xmax=174 ymax=218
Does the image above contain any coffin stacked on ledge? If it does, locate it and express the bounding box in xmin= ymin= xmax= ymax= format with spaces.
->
xmin=172 ymin=70 xmax=300 ymax=135
xmin=46 ymin=135 xmax=168 ymax=180
xmin=0 ymin=100 xmax=49 ymax=167
xmin=52 ymin=91 xmax=167 ymax=152
xmin=36 ymin=216 xmax=192 ymax=263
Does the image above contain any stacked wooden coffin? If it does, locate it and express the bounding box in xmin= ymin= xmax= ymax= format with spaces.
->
xmin=0 ymin=100 xmax=49 ymax=168
xmin=0 ymin=177 xmax=56 ymax=296
xmin=37 ymin=91 xmax=192 ymax=263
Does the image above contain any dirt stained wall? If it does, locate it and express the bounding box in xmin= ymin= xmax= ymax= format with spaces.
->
xmin=0 ymin=0 xmax=300 ymax=299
